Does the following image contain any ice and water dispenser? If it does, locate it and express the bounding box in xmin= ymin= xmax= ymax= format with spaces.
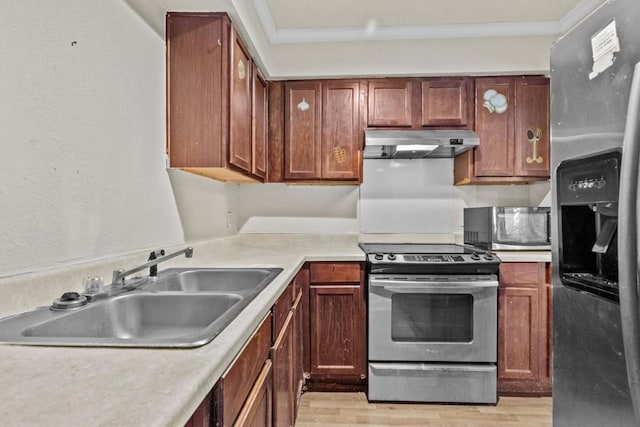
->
xmin=556 ymin=149 xmax=621 ymax=301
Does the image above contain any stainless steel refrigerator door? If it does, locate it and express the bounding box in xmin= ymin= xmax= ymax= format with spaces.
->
xmin=551 ymin=0 xmax=640 ymax=425
xmin=618 ymin=61 xmax=640 ymax=423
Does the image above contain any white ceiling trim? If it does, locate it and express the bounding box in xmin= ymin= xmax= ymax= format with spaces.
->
xmin=252 ymin=0 xmax=604 ymax=44
xmin=272 ymin=21 xmax=561 ymax=43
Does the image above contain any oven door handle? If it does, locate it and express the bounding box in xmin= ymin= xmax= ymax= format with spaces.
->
xmin=370 ymin=279 xmax=498 ymax=294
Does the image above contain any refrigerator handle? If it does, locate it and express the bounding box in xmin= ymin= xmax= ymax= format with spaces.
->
xmin=618 ymin=61 xmax=640 ymax=423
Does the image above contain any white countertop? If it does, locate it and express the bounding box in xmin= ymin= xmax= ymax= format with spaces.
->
xmin=494 ymin=250 xmax=552 ymax=263
xmin=0 ymin=234 xmax=364 ymax=427
xmin=0 ymin=233 xmax=550 ymax=426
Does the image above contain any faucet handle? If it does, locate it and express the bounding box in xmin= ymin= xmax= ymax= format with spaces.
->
xmin=148 ymin=249 xmax=166 ymax=261
xmin=112 ymin=269 xmax=125 ymax=287
xmin=84 ymin=276 xmax=105 ymax=294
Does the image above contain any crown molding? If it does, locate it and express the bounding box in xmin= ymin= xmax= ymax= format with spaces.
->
xmin=252 ymin=0 xmax=605 ymax=44
xmin=559 ymin=0 xmax=605 ymax=32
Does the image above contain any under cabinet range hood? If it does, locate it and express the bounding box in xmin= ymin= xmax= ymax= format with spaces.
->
xmin=364 ymin=129 xmax=479 ymax=159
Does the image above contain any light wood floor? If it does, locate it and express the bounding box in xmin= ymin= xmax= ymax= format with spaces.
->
xmin=296 ymin=392 xmax=551 ymax=427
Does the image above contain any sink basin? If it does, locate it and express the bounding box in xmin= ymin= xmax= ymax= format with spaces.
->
xmin=23 ymin=293 xmax=242 ymax=343
xmin=0 ymin=267 xmax=283 ymax=348
xmin=150 ymin=267 xmax=283 ymax=293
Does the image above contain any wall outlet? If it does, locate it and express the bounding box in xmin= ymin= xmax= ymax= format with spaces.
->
xmin=226 ymin=211 xmax=234 ymax=230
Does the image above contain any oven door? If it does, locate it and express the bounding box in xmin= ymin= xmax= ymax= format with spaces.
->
xmin=368 ymin=275 xmax=497 ymax=362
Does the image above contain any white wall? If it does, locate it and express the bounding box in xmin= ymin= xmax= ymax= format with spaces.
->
xmin=237 ymin=184 xmax=359 ymax=233
xmin=168 ymin=170 xmax=239 ymax=240
xmin=359 ymin=159 xmax=549 ymax=234
xmin=0 ymin=0 xmax=194 ymax=276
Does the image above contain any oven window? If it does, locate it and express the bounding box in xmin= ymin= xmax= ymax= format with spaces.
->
xmin=391 ymin=294 xmax=473 ymax=342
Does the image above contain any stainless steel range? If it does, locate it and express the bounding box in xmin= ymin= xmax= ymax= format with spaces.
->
xmin=359 ymin=243 xmax=500 ymax=404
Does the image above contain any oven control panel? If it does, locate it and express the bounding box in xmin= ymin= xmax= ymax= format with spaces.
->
xmin=368 ymin=252 xmax=498 ymax=264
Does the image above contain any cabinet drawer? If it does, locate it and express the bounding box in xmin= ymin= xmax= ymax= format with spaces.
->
xmin=216 ymin=314 xmax=272 ymax=426
xmin=499 ymin=262 xmax=543 ymax=287
xmin=310 ymin=262 xmax=361 ymax=283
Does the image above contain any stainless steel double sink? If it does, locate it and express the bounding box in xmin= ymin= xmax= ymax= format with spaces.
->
xmin=0 ymin=268 xmax=282 ymax=348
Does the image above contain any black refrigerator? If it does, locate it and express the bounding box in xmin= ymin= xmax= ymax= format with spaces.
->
xmin=551 ymin=0 xmax=640 ymax=425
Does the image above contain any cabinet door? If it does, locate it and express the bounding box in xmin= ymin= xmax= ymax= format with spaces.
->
xmin=322 ymin=80 xmax=361 ymax=180
xmin=292 ymin=290 xmax=305 ymax=416
xmin=421 ymin=78 xmax=469 ymax=126
xmin=498 ymin=262 xmax=551 ymax=396
xmin=214 ymin=315 xmax=272 ymax=426
xmin=474 ymin=77 xmax=515 ymax=177
xmin=367 ymin=80 xmax=413 ymax=127
xmin=514 ymin=77 xmax=550 ymax=177
xmin=284 ymin=82 xmax=322 ymax=179
xmin=272 ymin=312 xmax=295 ymax=427
xmin=309 ymin=283 xmax=366 ymax=380
xmin=233 ymin=360 xmax=273 ymax=427
xmin=252 ymin=67 xmax=268 ymax=179
xmin=498 ymin=285 xmax=540 ymax=381
xmin=229 ymin=28 xmax=253 ymax=173
xmin=166 ymin=13 xmax=226 ymax=168
xmin=184 ymin=391 xmax=212 ymax=427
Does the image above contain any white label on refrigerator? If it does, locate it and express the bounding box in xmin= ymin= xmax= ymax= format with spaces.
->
xmin=589 ymin=20 xmax=620 ymax=79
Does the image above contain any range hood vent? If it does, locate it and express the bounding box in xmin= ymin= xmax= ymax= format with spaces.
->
xmin=364 ymin=129 xmax=479 ymax=159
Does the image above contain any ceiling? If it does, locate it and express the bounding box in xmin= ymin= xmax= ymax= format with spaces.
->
xmin=259 ymin=0 xmax=592 ymax=42
xmin=127 ymin=0 xmax=605 ymax=78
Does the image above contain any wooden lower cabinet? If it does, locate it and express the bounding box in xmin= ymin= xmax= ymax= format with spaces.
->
xmin=272 ymin=312 xmax=295 ymax=427
xmin=498 ymin=262 xmax=552 ymax=396
xmin=307 ymin=262 xmax=366 ymax=390
xmin=186 ymin=262 xmax=363 ymax=427
xmin=233 ymin=360 xmax=273 ymax=427
xmin=271 ymin=270 xmax=306 ymax=427
xmin=213 ymin=315 xmax=272 ymax=426
xmin=184 ymin=391 xmax=213 ymax=427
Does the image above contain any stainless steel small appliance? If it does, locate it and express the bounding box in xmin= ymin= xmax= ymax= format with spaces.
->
xmin=464 ymin=207 xmax=551 ymax=250
xmin=359 ymin=243 xmax=500 ymax=404
xmin=363 ymin=129 xmax=479 ymax=159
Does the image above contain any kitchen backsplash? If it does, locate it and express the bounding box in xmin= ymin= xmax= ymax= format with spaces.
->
xmin=359 ymin=158 xmax=550 ymax=234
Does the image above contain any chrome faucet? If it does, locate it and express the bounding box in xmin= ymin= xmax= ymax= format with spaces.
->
xmin=111 ymin=247 xmax=194 ymax=286
xmin=83 ymin=247 xmax=193 ymax=302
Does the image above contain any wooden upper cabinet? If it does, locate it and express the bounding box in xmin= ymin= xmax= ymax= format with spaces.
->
xmin=454 ymin=75 xmax=550 ymax=185
xmin=166 ymin=12 xmax=265 ymax=183
xmin=514 ymin=78 xmax=550 ymax=178
xmin=420 ymin=78 xmax=469 ymax=126
xmin=252 ymin=67 xmax=268 ymax=179
xmin=474 ymin=77 xmax=515 ymax=177
xmin=368 ymin=78 xmax=471 ymax=129
xmin=283 ymin=80 xmax=362 ymax=182
xmin=284 ymin=81 xmax=322 ymax=180
xmin=368 ymin=80 xmax=413 ymax=127
xmin=322 ymin=81 xmax=361 ymax=180
xmin=229 ymin=28 xmax=253 ymax=174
